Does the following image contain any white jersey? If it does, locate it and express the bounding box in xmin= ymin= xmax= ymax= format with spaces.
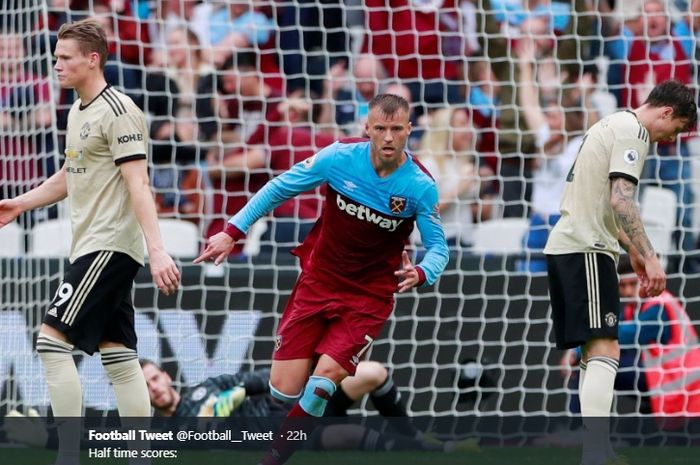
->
xmin=544 ymin=110 xmax=650 ymax=260
xmin=64 ymin=85 xmax=148 ymax=264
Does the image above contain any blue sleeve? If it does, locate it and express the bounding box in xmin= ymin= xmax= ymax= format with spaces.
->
xmin=673 ymin=21 xmax=694 ymax=60
xmin=414 ymin=185 xmax=449 ymax=285
xmin=228 ymin=143 xmax=337 ymax=232
xmin=234 ymin=12 xmax=273 ymax=46
xmin=618 ymin=304 xmax=669 ymax=345
xmin=606 ymin=28 xmax=633 ymax=60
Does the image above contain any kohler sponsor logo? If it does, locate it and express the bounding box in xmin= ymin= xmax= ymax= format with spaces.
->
xmin=117 ymin=133 xmax=143 ymax=144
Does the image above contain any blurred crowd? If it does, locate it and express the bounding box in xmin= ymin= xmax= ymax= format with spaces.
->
xmin=2 ymin=0 xmax=700 ymax=268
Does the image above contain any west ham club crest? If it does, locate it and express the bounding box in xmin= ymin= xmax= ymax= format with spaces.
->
xmin=390 ymin=195 xmax=406 ymax=214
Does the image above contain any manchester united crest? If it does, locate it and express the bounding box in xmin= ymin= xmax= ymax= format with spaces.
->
xmin=80 ymin=122 xmax=91 ymax=140
xmin=389 ymin=195 xmax=406 ymax=214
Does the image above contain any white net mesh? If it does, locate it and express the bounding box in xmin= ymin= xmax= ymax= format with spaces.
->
xmin=1 ymin=0 xmax=700 ymax=423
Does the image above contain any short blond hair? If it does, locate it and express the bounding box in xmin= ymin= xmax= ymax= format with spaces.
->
xmin=57 ymin=19 xmax=108 ymax=69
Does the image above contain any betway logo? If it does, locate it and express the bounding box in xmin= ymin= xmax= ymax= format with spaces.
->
xmin=336 ymin=194 xmax=403 ymax=231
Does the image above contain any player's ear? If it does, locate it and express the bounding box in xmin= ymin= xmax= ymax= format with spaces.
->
xmin=662 ymin=106 xmax=674 ymax=120
xmin=407 ymin=121 xmax=412 ymax=134
xmin=89 ymin=51 xmax=99 ymax=69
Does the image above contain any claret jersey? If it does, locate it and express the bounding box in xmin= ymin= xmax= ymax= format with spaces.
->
xmin=228 ymin=139 xmax=449 ymax=297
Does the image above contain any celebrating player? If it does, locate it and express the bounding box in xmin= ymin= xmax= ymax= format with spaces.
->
xmin=195 ymin=93 xmax=449 ymax=465
xmin=544 ymin=79 xmax=697 ymax=465
xmin=0 ymin=19 xmax=180 ymax=465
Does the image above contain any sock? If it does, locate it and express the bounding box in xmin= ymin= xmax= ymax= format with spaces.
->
xmin=580 ymin=356 xmax=618 ymax=465
xmin=259 ymin=376 xmax=336 ymax=465
xmin=37 ymin=334 xmax=82 ymax=465
xmin=101 ymin=347 xmax=151 ymax=465
xmin=101 ymin=347 xmax=150 ymax=416
xmin=369 ymin=377 xmax=418 ymax=438
xmin=325 ymin=387 xmax=354 ymax=416
xmin=580 ymin=356 xmax=617 ymax=416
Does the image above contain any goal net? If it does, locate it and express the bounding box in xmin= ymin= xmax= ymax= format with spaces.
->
xmin=1 ymin=0 xmax=700 ymax=429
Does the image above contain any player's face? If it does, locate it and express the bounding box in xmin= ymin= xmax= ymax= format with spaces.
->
xmin=142 ymin=364 xmax=176 ymax=410
xmin=366 ymin=107 xmax=412 ymax=169
xmin=650 ymin=114 xmax=689 ymax=143
xmin=53 ymin=39 xmax=96 ymax=90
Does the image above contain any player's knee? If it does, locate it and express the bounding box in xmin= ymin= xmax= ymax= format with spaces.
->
xmin=312 ymin=364 xmax=348 ymax=384
xmin=299 ymin=376 xmax=337 ymax=417
xmin=586 ymin=337 xmax=620 ymax=360
xmin=36 ymin=333 xmax=74 ymax=366
xmin=355 ymin=361 xmax=388 ymax=391
xmin=100 ymin=347 xmax=140 ymax=384
xmin=269 ymin=381 xmax=302 ymax=404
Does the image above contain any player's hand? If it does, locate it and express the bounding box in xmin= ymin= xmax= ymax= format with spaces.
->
xmin=148 ymin=249 xmax=181 ymax=296
xmin=394 ymin=251 xmax=419 ymax=293
xmin=559 ymin=349 xmax=578 ymax=378
xmin=640 ymin=255 xmax=666 ymax=298
xmin=0 ymin=198 xmax=23 ymax=227
xmin=194 ymin=232 xmax=235 ymax=266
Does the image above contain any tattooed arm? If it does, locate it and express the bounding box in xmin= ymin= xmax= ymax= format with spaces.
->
xmin=611 ymin=177 xmax=666 ymax=297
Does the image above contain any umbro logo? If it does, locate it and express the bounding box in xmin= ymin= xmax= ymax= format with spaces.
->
xmin=47 ymin=307 xmax=58 ymax=317
xmin=343 ymin=180 xmax=357 ymax=191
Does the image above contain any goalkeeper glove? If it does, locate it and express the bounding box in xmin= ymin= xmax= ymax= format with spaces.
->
xmin=213 ymin=385 xmax=247 ymax=417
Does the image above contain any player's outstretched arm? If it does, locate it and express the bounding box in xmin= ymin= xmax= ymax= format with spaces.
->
xmin=194 ymin=231 xmax=237 ymax=266
xmin=120 ymin=159 xmax=180 ymax=295
xmin=611 ymin=177 xmax=665 ymax=297
xmin=0 ymin=167 xmax=68 ymax=227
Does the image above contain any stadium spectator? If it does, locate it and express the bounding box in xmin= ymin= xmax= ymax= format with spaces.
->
xmin=205 ymin=0 xmax=275 ymax=66
xmin=144 ymin=26 xmax=208 ymax=223
xmin=196 ymin=51 xmax=279 ymax=145
xmin=317 ymin=55 xmax=386 ymax=137
xmin=0 ymin=30 xmax=56 ymax=228
xmin=516 ymin=37 xmax=586 ymax=272
xmin=90 ymin=7 xmax=142 ymax=100
xmin=94 ymin=0 xmax=151 ymax=66
xmin=206 ymin=97 xmax=335 ymax=250
xmin=465 ymin=59 xmax=499 ymax=176
xmin=544 ymin=79 xmax=696 ymax=465
xmin=194 ymin=94 xmax=449 ymax=465
xmin=201 ymin=52 xmax=286 ymax=251
xmin=0 ymin=20 xmax=181 ymax=465
xmin=250 ymin=97 xmax=335 ymax=248
xmin=363 ymin=0 xmax=462 ymax=112
xmin=560 ymin=254 xmax=700 ymax=421
xmin=416 ymin=107 xmax=483 ymax=249
xmin=144 ymin=0 xmax=212 ymax=62
xmin=275 ymin=0 xmax=349 ymax=95
xmin=481 ymin=0 xmax=593 ymax=218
